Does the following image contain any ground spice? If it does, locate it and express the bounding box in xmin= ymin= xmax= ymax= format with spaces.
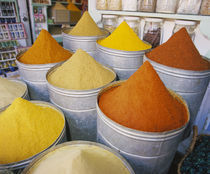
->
xmin=48 ymin=49 xmax=115 ymax=90
xmin=98 ymin=21 xmax=151 ymax=51
xmin=67 ymin=2 xmax=80 ymax=11
xmin=99 ymin=61 xmax=188 ymax=132
xmin=27 ymin=144 xmax=130 ymax=174
xmin=69 ymin=11 xmax=104 ymax=36
xmin=0 ymin=77 xmax=26 ymax=108
xmin=0 ymin=98 xmax=64 ymax=164
xmin=19 ymin=29 xmax=72 ymax=64
xmin=52 ymin=2 xmax=67 ymax=10
xmin=146 ymin=28 xmax=210 ymax=71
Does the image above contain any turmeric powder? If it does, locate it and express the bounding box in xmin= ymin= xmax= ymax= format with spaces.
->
xmin=98 ymin=21 xmax=151 ymax=51
xmin=19 ymin=29 xmax=72 ymax=64
xmin=99 ymin=61 xmax=188 ymax=132
xmin=67 ymin=2 xmax=80 ymax=11
xmin=0 ymin=98 xmax=64 ymax=164
xmin=69 ymin=11 xmax=104 ymax=36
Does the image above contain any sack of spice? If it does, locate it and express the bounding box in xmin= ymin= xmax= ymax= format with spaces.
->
xmin=19 ymin=29 xmax=72 ymax=64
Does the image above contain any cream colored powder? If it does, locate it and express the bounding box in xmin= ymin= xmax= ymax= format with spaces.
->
xmin=28 ymin=144 xmax=130 ymax=174
xmin=69 ymin=11 xmax=104 ymax=36
xmin=48 ymin=49 xmax=115 ymax=90
xmin=0 ymin=77 xmax=26 ymax=108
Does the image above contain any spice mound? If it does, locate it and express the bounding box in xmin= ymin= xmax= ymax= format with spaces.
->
xmin=27 ymin=144 xmax=130 ymax=174
xmin=99 ymin=61 xmax=188 ymax=132
xmin=69 ymin=11 xmax=104 ymax=36
xmin=52 ymin=2 xmax=67 ymax=10
xmin=19 ymin=29 xmax=72 ymax=64
xmin=48 ymin=49 xmax=115 ymax=90
xmin=0 ymin=98 xmax=64 ymax=164
xmin=0 ymin=77 xmax=26 ymax=108
xmin=67 ymin=2 xmax=80 ymax=11
xmin=146 ymin=28 xmax=210 ymax=71
xmin=98 ymin=21 xmax=151 ymax=51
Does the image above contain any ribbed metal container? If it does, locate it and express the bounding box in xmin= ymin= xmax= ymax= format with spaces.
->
xmin=16 ymin=52 xmax=63 ymax=102
xmin=46 ymin=62 xmax=116 ymax=141
xmin=62 ymin=28 xmax=109 ymax=57
xmin=96 ymin=81 xmax=190 ymax=174
xmin=95 ymin=42 xmax=151 ymax=80
xmin=22 ymin=141 xmax=135 ymax=174
xmin=143 ymin=55 xmax=210 ymax=139
xmin=0 ymin=79 xmax=29 ymax=112
xmin=0 ymin=101 xmax=66 ymax=173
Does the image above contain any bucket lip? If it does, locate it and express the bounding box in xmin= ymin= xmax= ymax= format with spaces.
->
xmin=62 ymin=28 xmax=110 ymax=40
xmin=0 ymin=79 xmax=28 ymax=111
xmin=21 ymin=141 xmax=135 ymax=174
xmin=96 ymin=80 xmax=190 ymax=138
xmin=16 ymin=51 xmax=72 ymax=69
xmin=144 ymin=55 xmax=210 ymax=75
xmin=46 ymin=62 xmax=117 ymax=95
xmin=0 ymin=101 xmax=66 ymax=170
xmin=96 ymin=41 xmax=152 ymax=55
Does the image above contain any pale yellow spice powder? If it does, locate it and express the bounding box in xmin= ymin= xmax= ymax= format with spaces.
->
xmin=52 ymin=2 xmax=67 ymax=10
xmin=69 ymin=11 xmax=104 ymax=36
xmin=0 ymin=98 xmax=64 ymax=164
xmin=48 ymin=49 xmax=115 ymax=90
xmin=28 ymin=145 xmax=130 ymax=174
xmin=0 ymin=77 xmax=26 ymax=108
xmin=98 ymin=21 xmax=152 ymax=51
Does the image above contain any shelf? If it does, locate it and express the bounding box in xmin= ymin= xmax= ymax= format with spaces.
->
xmin=51 ymin=1 xmax=69 ymax=4
xmin=0 ymin=16 xmax=16 ymax=18
xmin=32 ymin=3 xmax=51 ymax=6
xmin=0 ymin=0 xmax=16 ymax=2
xmin=0 ymin=50 xmax=16 ymax=54
xmin=96 ymin=10 xmax=210 ymax=21
xmin=0 ymin=58 xmax=16 ymax=63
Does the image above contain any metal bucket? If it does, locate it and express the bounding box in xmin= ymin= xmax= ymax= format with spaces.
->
xmin=22 ymin=141 xmax=135 ymax=174
xmin=96 ymin=81 xmax=190 ymax=174
xmin=95 ymin=42 xmax=151 ymax=80
xmin=0 ymin=79 xmax=29 ymax=112
xmin=0 ymin=101 xmax=67 ymax=173
xmin=16 ymin=52 xmax=65 ymax=102
xmin=46 ymin=62 xmax=116 ymax=141
xmin=62 ymin=28 xmax=109 ymax=57
xmin=143 ymin=55 xmax=210 ymax=139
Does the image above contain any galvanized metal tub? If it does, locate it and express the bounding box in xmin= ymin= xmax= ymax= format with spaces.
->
xmin=16 ymin=52 xmax=66 ymax=102
xmin=0 ymin=101 xmax=67 ymax=173
xmin=46 ymin=62 xmax=116 ymax=141
xmin=95 ymin=42 xmax=151 ymax=80
xmin=62 ymin=28 xmax=109 ymax=57
xmin=22 ymin=141 xmax=135 ymax=174
xmin=0 ymin=79 xmax=29 ymax=112
xmin=96 ymin=81 xmax=190 ymax=174
xmin=143 ymin=55 xmax=210 ymax=139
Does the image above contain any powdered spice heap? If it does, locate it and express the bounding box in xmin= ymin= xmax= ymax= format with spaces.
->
xmin=48 ymin=49 xmax=115 ymax=90
xmin=0 ymin=98 xmax=64 ymax=164
xmin=98 ymin=21 xmax=151 ymax=51
xmin=69 ymin=11 xmax=103 ymax=36
xmin=19 ymin=29 xmax=72 ymax=64
xmin=67 ymin=2 xmax=80 ymax=11
xmin=52 ymin=2 xmax=67 ymax=10
xmin=146 ymin=28 xmax=210 ymax=71
xmin=99 ymin=61 xmax=188 ymax=132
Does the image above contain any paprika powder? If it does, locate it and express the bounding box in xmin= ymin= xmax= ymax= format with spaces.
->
xmin=99 ymin=61 xmax=188 ymax=132
xmin=146 ymin=28 xmax=210 ymax=71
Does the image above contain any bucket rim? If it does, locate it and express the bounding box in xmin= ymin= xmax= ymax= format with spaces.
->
xmin=21 ymin=141 xmax=135 ymax=174
xmin=0 ymin=101 xmax=66 ymax=170
xmin=62 ymin=28 xmax=110 ymax=39
xmin=0 ymin=79 xmax=28 ymax=111
xmin=96 ymin=80 xmax=190 ymax=139
xmin=96 ymin=42 xmax=152 ymax=55
xmin=144 ymin=55 xmax=210 ymax=75
xmin=46 ymin=62 xmax=117 ymax=94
